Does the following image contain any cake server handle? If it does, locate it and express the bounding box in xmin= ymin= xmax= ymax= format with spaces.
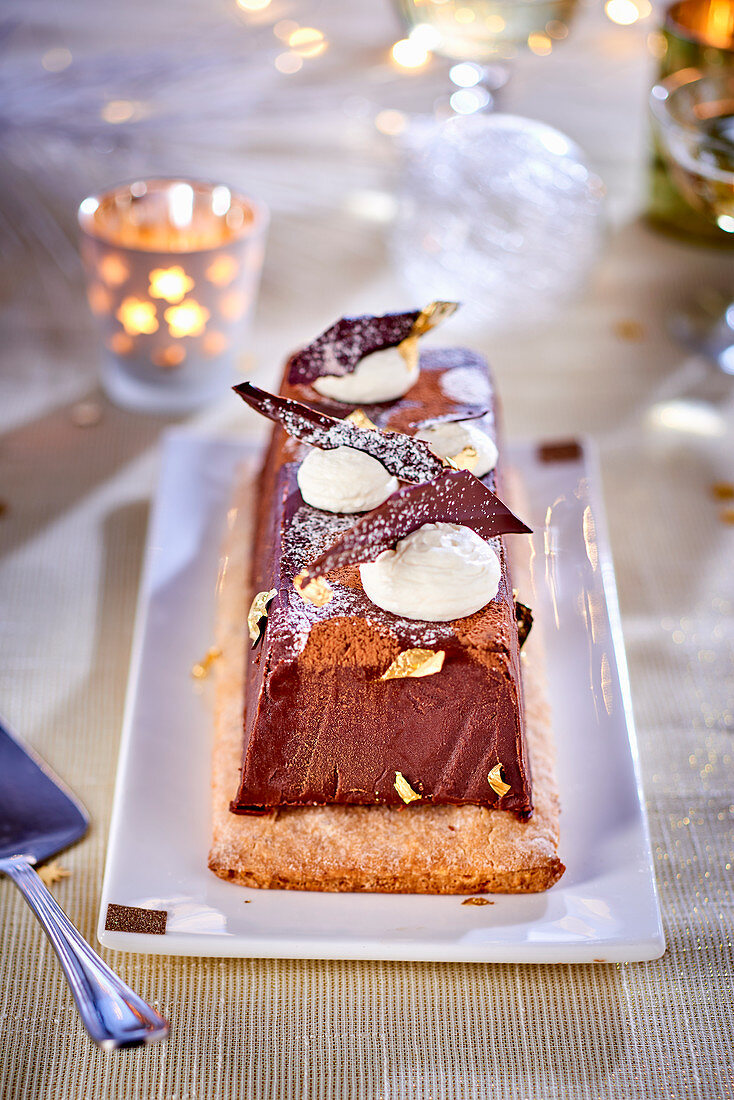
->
xmin=0 ymin=854 xmax=169 ymax=1049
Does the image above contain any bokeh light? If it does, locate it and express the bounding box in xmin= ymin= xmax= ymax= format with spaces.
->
xmin=41 ymin=47 xmax=72 ymax=72
xmin=528 ymin=31 xmax=552 ymax=55
xmin=288 ymin=27 xmax=327 ymax=58
xmin=101 ymin=100 xmax=146 ymax=124
xmin=605 ymin=0 xmax=643 ymax=25
xmin=375 ymin=109 xmax=408 ymax=136
xmin=275 ymin=52 xmax=303 ymax=74
xmin=449 ymin=87 xmax=492 ymax=113
xmin=274 ymin=20 xmax=299 ymax=40
xmin=449 ymin=62 xmax=483 ymax=87
xmin=392 ymin=38 xmax=430 ymax=68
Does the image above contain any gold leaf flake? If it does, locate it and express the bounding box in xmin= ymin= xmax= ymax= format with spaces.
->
xmin=397 ymin=333 xmax=419 ymax=371
xmin=711 ymin=482 xmax=734 ymax=501
xmin=720 ymin=507 xmax=734 ymax=526
xmin=346 ymin=408 xmax=378 ymax=432
xmin=613 ymin=319 xmax=645 ymax=342
xmin=38 ymin=861 xmax=71 ymax=887
xmin=462 ymin=897 xmax=493 ymax=906
xmin=488 ymin=763 xmax=511 ymax=798
xmin=380 ymin=648 xmax=445 ymax=680
xmin=248 ymin=588 xmax=277 ymax=642
xmin=447 ymin=445 xmax=478 ymax=472
xmin=191 ymin=647 xmax=222 ymax=680
xmin=294 ymin=569 xmax=332 ymax=607
xmin=411 ymin=300 xmax=459 ymax=337
xmin=394 ymin=771 xmax=422 ymax=804
xmin=514 ymin=600 xmax=533 ymax=649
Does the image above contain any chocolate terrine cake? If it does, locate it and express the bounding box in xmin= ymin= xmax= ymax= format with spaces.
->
xmin=209 ymin=306 xmax=564 ymax=893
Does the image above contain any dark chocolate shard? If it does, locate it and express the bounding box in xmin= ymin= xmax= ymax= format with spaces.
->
xmin=404 ymin=406 xmax=491 ymax=430
xmin=515 ymin=600 xmax=534 ymax=649
xmin=286 ymin=302 xmax=459 ymax=386
xmin=303 ymin=469 xmax=531 ymax=581
xmin=234 ymin=381 xmax=445 ymax=483
xmin=287 ymin=311 xmax=420 ymax=386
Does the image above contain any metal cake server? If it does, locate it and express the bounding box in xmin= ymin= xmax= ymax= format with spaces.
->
xmin=0 ymin=718 xmax=169 ymax=1049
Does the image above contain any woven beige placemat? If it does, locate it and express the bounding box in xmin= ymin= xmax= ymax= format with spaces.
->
xmin=1 ymin=391 xmax=732 ymax=1100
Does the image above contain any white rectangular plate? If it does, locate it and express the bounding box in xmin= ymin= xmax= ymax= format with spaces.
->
xmin=99 ymin=432 xmax=664 ymax=962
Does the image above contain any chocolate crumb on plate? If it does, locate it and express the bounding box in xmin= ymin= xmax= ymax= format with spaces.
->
xmin=105 ymin=903 xmax=167 ymax=935
xmin=537 ymin=440 xmax=583 ymax=464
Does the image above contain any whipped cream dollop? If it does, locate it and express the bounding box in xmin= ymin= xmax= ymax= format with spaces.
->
xmin=415 ymin=419 xmax=498 ymax=478
xmin=313 ymin=346 xmax=419 ymax=404
xmin=297 ymin=446 xmax=398 ymax=514
xmin=359 ymin=522 xmax=501 ymax=621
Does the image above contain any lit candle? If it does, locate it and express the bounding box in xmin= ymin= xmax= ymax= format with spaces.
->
xmin=78 ymin=179 xmax=268 ymax=414
xmin=661 ymin=0 xmax=734 ymax=73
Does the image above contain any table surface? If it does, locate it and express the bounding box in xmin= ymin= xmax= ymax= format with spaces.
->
xmin=1 ymin=1 xmax=733 ymax=1098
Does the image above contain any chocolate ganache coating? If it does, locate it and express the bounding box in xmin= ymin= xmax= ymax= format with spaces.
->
xmin=230 ymin=348 xmax=533 ymax=818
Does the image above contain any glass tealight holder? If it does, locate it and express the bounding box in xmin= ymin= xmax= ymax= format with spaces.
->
xmin=78 ymin=179 xmax=269 ymax=414
xmin=647 ymin=0 xmax=734 ymax=242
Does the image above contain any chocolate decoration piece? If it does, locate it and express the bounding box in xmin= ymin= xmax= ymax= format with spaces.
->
xmin=303 ymin=470 xmax=531 ymax=582
xmin=287 ymin=311 xmax=420 ymax=385
xmin=405 ymin=406 xmax=490 ymax=430
xmin=514 ymin=600 xmax=534 ymax=649
xmin=104 ymin=903 xmax=167 ymax=935
xmin=234 ymin=381 xmax=445 ymax=483
xmin=538 ymin=439 xmax=583 ymax=464
xmin=286 ymin=302 xmax=459 ymax=385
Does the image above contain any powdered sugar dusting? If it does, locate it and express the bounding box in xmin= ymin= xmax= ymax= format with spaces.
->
xmin=304 ymin=470 xmax=530 ymax=581
xmin=235 ymin=381 xmax=444 ymax=483
xmin=277 ymin=490 xmax=446 ymax=650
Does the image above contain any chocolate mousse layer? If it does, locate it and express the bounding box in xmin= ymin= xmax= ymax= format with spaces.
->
xmin=230 ymin=349 xmax=533 ymax=818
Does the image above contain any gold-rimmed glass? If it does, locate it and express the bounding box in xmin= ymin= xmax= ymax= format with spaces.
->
xmin=650 ymin=67 xmax=734 ymax=369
